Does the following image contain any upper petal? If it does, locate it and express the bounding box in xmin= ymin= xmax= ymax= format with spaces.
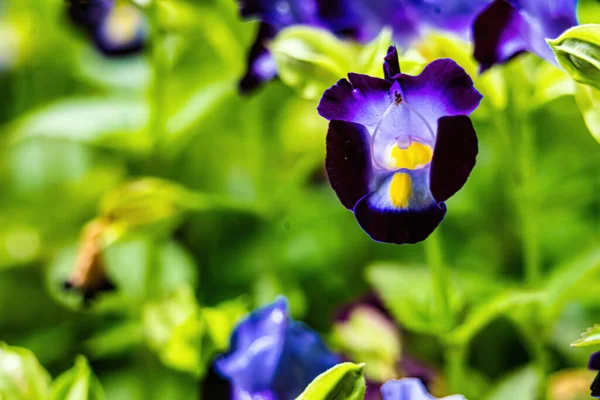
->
xmin=429 ymin=116 xmax=478 ymax=203
xmin=325 ymin=120 xmax=373 ymax=210
xmin=473 ymin=0 xmax=578 ymax=70
xmin=318 ymin=73 xmax=393 ymax=128
xmin=353 ymin=168 xmax=447 ymax=245
xmin=215 ymin=297 xmax=289 ymax=393
xmin=397 ymin=59 xmax=482 ymax=131
xmin=473 ymin=0 xmax=530 ymax=71
xmin=406 ymin=0 xmax=490 ymax=38
xmin=384 ymin=45 xmax=401 ymax=81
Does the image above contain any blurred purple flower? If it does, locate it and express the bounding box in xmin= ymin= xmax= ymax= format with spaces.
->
xmin=214 ymin=297 xmax=340 ymax=400
xmin=334 ymin=296 xmax=438 ymax=400
xmin=381 ymin=378 xmax=465 ymax=400
xmin=68 ymin=0 xmax=147 ymax=56
xmin=236 ymin=0 xmax=491 ymax=93
xmin=473 ymin=0 xmax=579 ymax=71
xmin=318 ymin=45 xmax=482 ymax=245
xmin=588 ymin=352 xmax=600 ymax=397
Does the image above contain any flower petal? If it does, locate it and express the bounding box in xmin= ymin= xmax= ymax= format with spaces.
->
xmin=397 ymin=59 xmax=482 ymax=130
xmin=215 ymin=297 xmax=289 ymax=393
xmin=326 ymin=120 xmax=373 ymax=210
xmin=589 ymin=352 xmax=600 ymax=371
xmin=318 ymin=73 xmax=393 ymax=127
xmin=473 ymin=0 xmax=578 ymax=70
xmin=233 ymin=387 xmax=277 ymax=400
xmin=429 ymin=116 xmax=478 ymax=203
xmin=272 ymin=321 xmax=341 ymax=399
xmin=381 ymin=378 xmax=465 ymax=400
xmin=384 ymin=45 xmax=401 ymax=81
xmin=92 ymin=3 xmax=146 ymax=56
xmin=353 ymin=168 xmax=446 ymax=245
xmin=406 ymin=0 xmax=490 ymax=37
xmin=237 ymin=0 xmax=321 ymax=28
xmin=239 ymin=23 xmax=279 ymax=94
xmin=473 ymin=0 xmax=529 ymax=71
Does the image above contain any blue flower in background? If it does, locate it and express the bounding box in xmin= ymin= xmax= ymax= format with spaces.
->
xmin=214 ymin=297 xmax=340 ymax=400
xmin=381 ymin=378 xmax=465 ymax=399
xmin=68 ymin=0 xmax=147 ymax=56
xmin=473 ymin=0 xmax=579 ymax=71
xmin=318 ymin=46 xmax=482 ymax=245
xmin=236 ymin=0 xmax=491 ymax=93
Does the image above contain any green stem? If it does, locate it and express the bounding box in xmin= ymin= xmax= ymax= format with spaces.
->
xmin=424 ymin=229 xmax=453 ymax=330
xmin=148 ymin=2 xmax=168 ymax=166
xmin=518 ymin=116 xmax=541 ymax=287
xmin=446 ymin=343 xmax=466 ymax=394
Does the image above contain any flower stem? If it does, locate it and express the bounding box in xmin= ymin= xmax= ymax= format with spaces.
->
xmin=518 ymin=116 xmax=541 ymax=287
xmin=424 ymin=229 xmax=453 ymax=331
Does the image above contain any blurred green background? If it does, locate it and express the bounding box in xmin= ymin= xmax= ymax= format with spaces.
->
xmin=0 ymin=0 xmax=598 ymax=399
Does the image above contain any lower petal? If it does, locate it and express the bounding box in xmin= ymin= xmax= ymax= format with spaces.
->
xmin=353 ymin=169 xmax=446 ymax=245
xmin=429 ymin=116 xmax=478 ymax=203
xmin=325 ymin=120 xmax=373 ymax=210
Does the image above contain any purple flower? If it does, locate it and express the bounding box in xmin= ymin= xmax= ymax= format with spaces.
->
xmin=381 ymin=378 xmax=465 ymax=400
xmin=588 ymin=352 xmax=600 ymax=397
xmin=214 ymin=297 xmax=340 ymax=400
xmin=68 ymin=0 xmax=147 ymax=56
xmin=317 ymin=46 xmax=482 ymax=245
xmin=236 ymin=0 xmax=491 ymax=93
xmin=343 ymin=0 xmax=490 ymax=45
xmin=473 ymin=0 xmax=579 ymax=71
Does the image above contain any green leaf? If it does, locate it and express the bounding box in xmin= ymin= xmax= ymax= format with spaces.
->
xmin=571 ymin=324 xmax=600 ymax=347
xmin=8 ymin=98 xmax=151 ymax=154
xmin=574 ymin=83 xmax=600 ymax=143
xmin=548 ymin=24 xmax=600 ymax=90
xmin=202 ymin=298 xmax=248 ymax=351
xmin=366 ymin=264 xmax=463 ymax=334
xmin=143 ymin=286 xmax=209 ymax=377
xmin=544 ymin=247 xmax=600 ymax=321
xmin=448 ymin=291 xmax=544 ymax=346
xmin=270 ymin=26 xmax=357 ymax=99
xmin=295 ymin=362 xmax=366 ymax=400
xmin=0 ymin=342 xmax=51 ymax=400
xmin=50 ymin=356 xmax=104 ymax=400
xmin=485 ymin=366 xmax=540 ymax=400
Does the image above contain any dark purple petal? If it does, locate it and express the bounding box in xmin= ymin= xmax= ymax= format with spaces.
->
xmin=325 ymin=120 xmax=373 ymax=210
xmin=429 ymin=116 xmax=478 ymax=203
xmin=239 ymin=23 xmax=279 ymax=94
xmin=473 ymin=0 xmax=578 ymax=70
xmin=214 ymin=298 xmax=289 ymax=393
xmin=68 ymin=0 xmax=113 ymax=28
xmin=317 ymin=0 xmax=363 ymax=38
xmin=237 ymin=0 xmax=321 ymax=28
xmin=589 ymin=352 xmax=600 ymax=371
xmin=318 ymin=73 xmax=393 ymax=127
xmin=273 ymin=321 xmax=341 ymax=399
xmin=92 ymin=3 xmax=147 ymax=56
xmin=473 ymin=0 xmax=529 ymax=71
xmin=406 ymin=0 xmax=490 ymax=38
xmin=384 ymin=45 xmax=401 ymax=82
xmin=353 ymin=168 xmax=446 ymax=245
xmin=354 ymin=199 xmax=446 ymax=245
xmin=398 ymin=59 xmax=482 ymax=129
xmin=592 ymin=372 xmax=600 ymax=398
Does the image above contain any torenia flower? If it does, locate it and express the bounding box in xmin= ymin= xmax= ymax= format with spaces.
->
xmin=473 ymin=0 xmax=578 ymax=71
xmin=68 ymin=0 xmax=147 ymax=56
xmin=381 ymin=378 xmax=464 ymax=400
xmin=214 ymin=297 xmax=339 ymax=400
xmin=318 ymin=46 xmax=482 ymax=245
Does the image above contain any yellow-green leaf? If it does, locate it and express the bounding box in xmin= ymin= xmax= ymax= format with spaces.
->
xmin=295 ymin=362 xmax=366 ymax=400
